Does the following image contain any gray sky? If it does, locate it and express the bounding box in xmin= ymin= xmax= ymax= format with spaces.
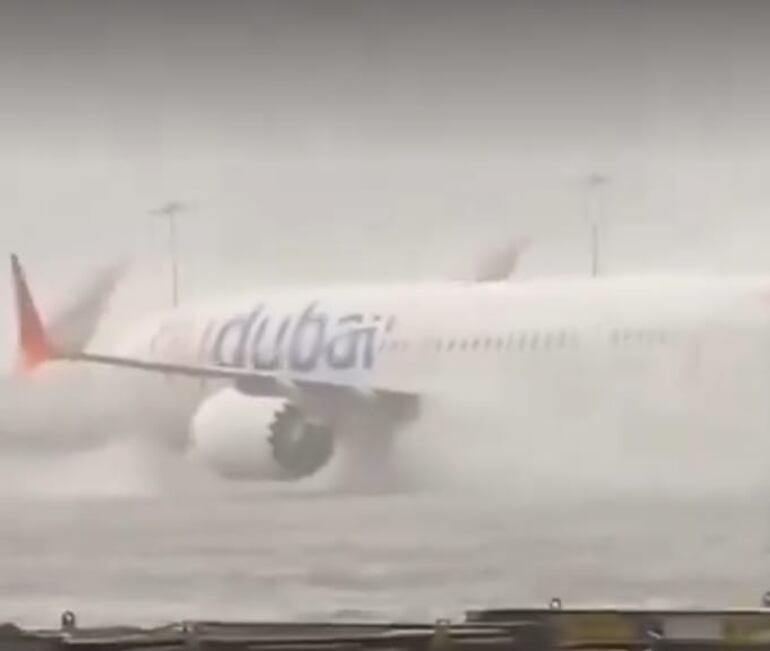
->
xmin=2 ymin=0 xmax=770 ymax=358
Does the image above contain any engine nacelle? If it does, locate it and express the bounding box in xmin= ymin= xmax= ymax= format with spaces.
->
xmin=190 ymin=390 xmax=334 ymax=481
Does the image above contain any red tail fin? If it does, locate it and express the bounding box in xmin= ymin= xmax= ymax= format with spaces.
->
xmin=11 ymin=254 xmax=53 ymax=373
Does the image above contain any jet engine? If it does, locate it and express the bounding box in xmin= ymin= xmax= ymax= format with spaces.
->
xmin=190 ymin=390 xmax=334 ymax=481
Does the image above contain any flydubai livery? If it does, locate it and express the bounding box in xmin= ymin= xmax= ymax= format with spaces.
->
xmin=12 ymin=250 xmax=770 ymax=481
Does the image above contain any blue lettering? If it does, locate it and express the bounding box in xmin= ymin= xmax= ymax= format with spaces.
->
xmin=211 ymin=305 xmax=263 ymax=367
xmin=210 ymin=300 xmax=396 ymax=374
xmin=251 ymin=314 xmax=293 ymax=370
xmin=288 ymin=302 xmax=327 ymax=372
xmin=326 ymin=315 xmax=363 ymax=369
xmin=325 ymin=314 xmax=381 ymax=370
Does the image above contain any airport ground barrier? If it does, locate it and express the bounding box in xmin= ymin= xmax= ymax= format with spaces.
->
xmin=7 ymin=602 xmax=770 ymax=651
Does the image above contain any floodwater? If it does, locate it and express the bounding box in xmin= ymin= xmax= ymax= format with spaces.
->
xmin=0 ymin=384 xmax=769 ymax=629
xmin=0 ymin=459 xmax=768 ymax=629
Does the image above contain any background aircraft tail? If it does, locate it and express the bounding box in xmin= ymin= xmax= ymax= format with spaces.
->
xmin=473 ymin=237 xmax=531 ymax=282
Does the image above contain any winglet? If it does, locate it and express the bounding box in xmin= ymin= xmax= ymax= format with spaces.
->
xmin=11 ymin=253 xmax=54 ymax=373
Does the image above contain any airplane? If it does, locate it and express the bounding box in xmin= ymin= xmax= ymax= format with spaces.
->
xmin=12 ymin=247 xmax=770 ymax=484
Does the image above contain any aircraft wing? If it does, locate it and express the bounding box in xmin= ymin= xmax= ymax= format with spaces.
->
xmin=59 ymin=349 xmax=415 ymax=400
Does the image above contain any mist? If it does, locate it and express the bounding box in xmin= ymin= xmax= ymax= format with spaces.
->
xmin=2 ymin=0 xmax=770 ymax=310
xmin=3 ymin=0 xmax=770 ymax=624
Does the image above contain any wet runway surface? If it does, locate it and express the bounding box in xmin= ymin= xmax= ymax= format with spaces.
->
xmin=0 ymin=480 xmax=768 ymax=628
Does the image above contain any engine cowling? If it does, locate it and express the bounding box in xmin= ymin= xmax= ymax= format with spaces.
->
xmin=190 ymin=390 xmax=334 ymax=481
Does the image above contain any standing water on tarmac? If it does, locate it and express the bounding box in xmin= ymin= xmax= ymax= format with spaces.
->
xmin=0 ymin=435 xmax=769 ymax=628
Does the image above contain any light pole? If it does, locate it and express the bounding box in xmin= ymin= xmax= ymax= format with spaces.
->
xmin=584 ymin=173 xmax=608 ymax=277
xmin=150 ymin=201 xmax=186 ymax=307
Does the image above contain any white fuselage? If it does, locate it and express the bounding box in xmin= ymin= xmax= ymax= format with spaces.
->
xmin=94 ymin=274 xmax=770 ymax=451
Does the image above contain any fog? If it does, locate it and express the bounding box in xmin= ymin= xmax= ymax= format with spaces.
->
xmin=3 ymin=0 xmax=770 ymax=315
xmin=2 ymin=0 xmax=770 ymax=623
xmin=2 ymin=0 xmax=770 ymax=493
